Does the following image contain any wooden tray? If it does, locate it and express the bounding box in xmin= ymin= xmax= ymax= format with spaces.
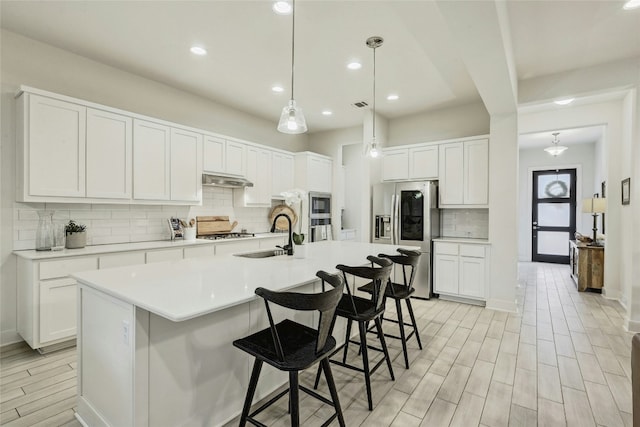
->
xmin=196 ymin=216 xmax=238 ymax=234
xmin=269 ymin=205 xmax=297 ymax=231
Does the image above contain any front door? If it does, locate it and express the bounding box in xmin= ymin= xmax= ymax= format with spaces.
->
xmin=532 ymin=169 xmax=577 ymax=264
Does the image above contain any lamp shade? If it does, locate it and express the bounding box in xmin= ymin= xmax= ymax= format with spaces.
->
xmin=582 ymin=197 xmax=606 ymax=213
xmin=277 ymin=100 xmax=307 ymax=134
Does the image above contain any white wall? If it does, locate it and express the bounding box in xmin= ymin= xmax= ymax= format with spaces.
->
xmin=518 ymin=143 xmax=597 ymax=262
xmin=0 ymin=30 xmax=307 ymax=345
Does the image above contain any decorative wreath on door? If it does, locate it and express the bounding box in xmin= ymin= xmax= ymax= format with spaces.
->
xmin=544 ymin=180 xmax=568 ymax=198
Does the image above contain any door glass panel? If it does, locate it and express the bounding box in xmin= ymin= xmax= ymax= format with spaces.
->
xmin=400 ymin=190 xmax=423 ymax=241
xmin=537 ymin=231 xmax=570 ymax=256
xmin=537 ymin=203 xmax=570 ymax=227
xmin=537 ymin=174 xmax=571 ymax=199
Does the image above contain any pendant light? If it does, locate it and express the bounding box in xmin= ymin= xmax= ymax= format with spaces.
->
xmin=544 ymin=132 xmax=568 ymax=156
xmin=366 ymin=36 xmax=383 ymax=158
xmin=277 ymin=0 xmax=307 ymax=134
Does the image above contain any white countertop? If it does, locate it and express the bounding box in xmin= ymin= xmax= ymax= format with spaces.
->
xmin=72 ymin=241 xmax=408 ymax=323
xmin=434 ymin=237 xmax=490 ymax=245
xmin=13 ymin=233 xmax=287 ymax=260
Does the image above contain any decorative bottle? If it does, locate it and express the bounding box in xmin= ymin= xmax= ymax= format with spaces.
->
xmin=35 ymin=211 xmax=54 ymax=251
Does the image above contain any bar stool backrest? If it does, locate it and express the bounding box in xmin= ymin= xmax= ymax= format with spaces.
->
xmin=336 ymin=256 xmax=393 ymax=313
xmin=254 ymin=271 xmax=345 ymax=361
xmin=379 ymin=248 xmax=421 ymax=296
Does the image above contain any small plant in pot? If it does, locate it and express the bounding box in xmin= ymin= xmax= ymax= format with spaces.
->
xmin=292 ymin=232 xmax=305 ymax=246
xmin=292 ymin=232 xmax=306 ymax=258
xmin=65 ymin=220 xmax=87 ymax=249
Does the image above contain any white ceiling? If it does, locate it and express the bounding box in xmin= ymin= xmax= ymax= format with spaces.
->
xmin=2 ymin=1 xmax=639 ymax=133
xmin=518 ymin=125 xmax=604 ymax=150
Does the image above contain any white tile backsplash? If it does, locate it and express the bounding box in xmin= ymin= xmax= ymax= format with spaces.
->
xmin=13 ymin=187 xmax=274 ymax=250
xmin=441 ymin=208 xmax=489 ymax=239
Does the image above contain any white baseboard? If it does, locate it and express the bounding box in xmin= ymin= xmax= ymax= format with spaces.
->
xmin=1 ymin=330 xmax=22 ymax=347
xmin=602 ymin=288 xmax=621 ymax=300
xmin=486 ymin=298 xmax=518 ymax=313
xmin=625 ymin=318 xmax=640 ymax=333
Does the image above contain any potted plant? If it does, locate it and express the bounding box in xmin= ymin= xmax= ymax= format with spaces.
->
xmin=293 ymin=232 xmax=306 ymax=258
xmin=65 ymin=220 xmax=87 ymax=249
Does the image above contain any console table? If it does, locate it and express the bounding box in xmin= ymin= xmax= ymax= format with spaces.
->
xmin=569 ymin=240 xmax=604 ymax=291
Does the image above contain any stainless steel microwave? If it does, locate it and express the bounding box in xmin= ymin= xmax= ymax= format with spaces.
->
xmin=309 ymin=192 xmax=331 ymax=218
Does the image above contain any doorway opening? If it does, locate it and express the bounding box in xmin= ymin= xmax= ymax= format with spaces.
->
xmin=531 ymin=168 xmax=577 ymax=264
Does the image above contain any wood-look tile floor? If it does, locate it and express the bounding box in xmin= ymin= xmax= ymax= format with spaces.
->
xmin=0 ymin=262 xmax=634 ymax=426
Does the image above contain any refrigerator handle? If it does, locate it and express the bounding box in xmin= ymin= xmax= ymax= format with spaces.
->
xmin=393 ymin=193 xmax=400 ymax=245
xmin=390 ymin=194 xmax=396 ymax=245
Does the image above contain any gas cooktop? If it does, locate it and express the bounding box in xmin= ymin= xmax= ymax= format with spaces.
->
xmin=198 ymin=232 xmax=255 ymax=240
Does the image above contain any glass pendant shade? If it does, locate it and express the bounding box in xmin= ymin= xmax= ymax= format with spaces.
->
xmin=369 ymin=138 xmax=380 ymax=158
xmin=544 ymin=144 xmax=568 ymax=156
xmin=277 ymin=100 xmax=307 ymax=134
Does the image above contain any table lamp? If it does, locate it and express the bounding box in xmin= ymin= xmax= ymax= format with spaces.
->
xmin=582 ymin=196 xmax=606 ymax=245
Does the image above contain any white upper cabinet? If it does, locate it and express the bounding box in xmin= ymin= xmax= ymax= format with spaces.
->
xmin=19 ymin=94 xmax=87 ymax=199
xmin=271 ymin=151 xmax=294 ymax=197
xmin=225 ymin=141 xmax=246 ymax=177
xmin=86 ymin=108 xmax=132 ymax=199
xmin=295 ymin=152 xmax=332 ymax=193
xmin=439 ymin=138 xmax=488 ymax=207
xmin=203 ymin=135 xmax=225 ymax=174
xmin=409 ymin=145 xmax=438 ymax=180
xmin=234 ymin=146 xmax=272 ymax=207
xmin=133 ymin=119 xmax=171 ymax=201
xmin=381 ymin=149 xmax=409 ymax=181
xmin=170 ymin=128 xmax=202 ymax=202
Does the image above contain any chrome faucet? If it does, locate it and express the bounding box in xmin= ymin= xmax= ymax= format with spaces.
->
xmin=270 ymin=213 xmax=294 ymax=256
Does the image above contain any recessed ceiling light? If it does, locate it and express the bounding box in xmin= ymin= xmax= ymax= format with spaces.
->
xmin=321 ymin=110 xmax=333 ymax=116
xmin=190 ymin=46 xmax=207 ymax=56
xmin=347 ymin=62 xmax=362 ymax=70
xmin=623 ymin=0 xmax=640 ymax=10
xmin=554 ymin=98 xmax=574 ymax=105
xmin=271 ymin=85 xmax=284 ymax=93
xmin=387 ymin=94 xmax=399 ymax=101
xmin=273 ymin=1 xmax=292 ymax=15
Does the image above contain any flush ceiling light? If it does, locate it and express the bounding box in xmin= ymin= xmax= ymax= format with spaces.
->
xmin=365 ymin=36 xmax=384 ymax=158
xmin=322 ymin=110 xmax=333 ymax=116
xmin=190 ymin=46 xmax=207 ymax=56
xmin=271 ymin=85 xmax=284 ymax=93
xmin=347 ymin=62 xmax=362 ymax=70
xmin=387 ymin=94 xmax=399 ymax=101
xmin=272 ymin=1 xmax=292 ymax=15
xmin=277 ymin=0 xmax=307 ymax=134
xmin=554 ymin=98 xmax=574 ymax=105
xmin=544 ymin=132 xmax=569 ymax=156
xmin=623 ymin=0 xmax=640 ymax=10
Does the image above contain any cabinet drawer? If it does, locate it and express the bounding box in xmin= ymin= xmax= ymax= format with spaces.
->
xmin=460 ymin=245 xmax=485 ymax=258
xmin=434 ymin=242 xmax=458 ymax=256
xmin=184 ymin=245 xmax=215 ymax=259
xmin=100 ymin=252 xmax=145 ymax=269
xmin=39 ymin=257 xmax=98 ymax=280
xmin=146 ymin=248 xmax=184 ymax=263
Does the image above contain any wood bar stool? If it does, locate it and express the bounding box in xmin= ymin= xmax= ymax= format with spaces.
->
xmin=314 ymin=256 xmax=394 ymax=411
xmin=359 ymin=248 xmax=423 ymax=369
xmin=233 ymin=271 xmax=346 ymax=427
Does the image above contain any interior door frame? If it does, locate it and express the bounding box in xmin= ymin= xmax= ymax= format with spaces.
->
xmin=531 ymin=168 xmax=577 ymax=264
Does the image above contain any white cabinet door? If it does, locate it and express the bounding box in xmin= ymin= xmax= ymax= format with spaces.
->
xmin=464 ymin=139 xmax=489 ymax=205
xmin=86 ymin=108 xmax=132 ymax=199
xmin=382 ymin=149 xmax=409 ymax=181
xmin=308 ymin=156 xmax=332 ymax=193
xmin=203 ymin=135 xmax=225 ymax=173
xmin=237 ymin=147 xmax=271 ymax=206
xmin=459 ymin=256 xmax=485 ymax=299
xmin=133 ymin=120 xmax=170 ymax=200
xmin=170 ymin=128 xmax=202 ymax=202
xmin=433 ymin=253 xmax=459 ymax=295
xmin=272 ymin=152 xmax=294 ymax=197
xmin=226 ymin=141 xmax=246 ymax=176
xmin=409 ymin=146 xmax=438 ymax=180
xmin=40 ymin=278 xmax=77 ymax=343
xmin=28 ymin=94 xmax=86 ymax=197
xmin=439 ymin=142 xmax=464 ymax=205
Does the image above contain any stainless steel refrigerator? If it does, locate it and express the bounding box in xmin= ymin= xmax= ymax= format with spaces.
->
xmin=372 ymin=181 xmax=440 ymax=298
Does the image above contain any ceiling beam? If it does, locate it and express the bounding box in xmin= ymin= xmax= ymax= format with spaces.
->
xmin=435 ymin=0 xmax=518 ymax=115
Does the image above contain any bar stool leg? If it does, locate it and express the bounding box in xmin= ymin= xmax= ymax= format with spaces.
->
xmin=375 ymin=317 xmax=395 ymax=381
xmin=395 ymin=299 xmax=410 ymax=369
xmin=239 ymin=359 xmax=263 ymax=427
xmin=322 ymin=358 xmax=346 ymax=427
xmin=406 ymin=299 xmax=423 ymax=349
xmin=342 ymin=319 xmax=353 ymax=364
xmin=358 ymin=321 xmax=373 ymax=410
xmin=289 ymin=371 xmax=300 ymax=427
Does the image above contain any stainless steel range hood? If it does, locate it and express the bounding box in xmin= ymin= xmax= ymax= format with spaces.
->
xmin=202 ymin=174 xmax=254 ymax=188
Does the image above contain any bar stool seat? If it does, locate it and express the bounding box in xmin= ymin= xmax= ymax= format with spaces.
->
xmin=358 ymin=248 xmax=423 ymax=369
xmin=233 ymin=271 xmax=346 ymax=427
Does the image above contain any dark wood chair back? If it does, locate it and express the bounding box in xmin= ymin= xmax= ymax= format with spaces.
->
xmin=379 ymin=248 xmax=421 ymax=296
xmin=336 ymin=256 xmax=393 ymax=313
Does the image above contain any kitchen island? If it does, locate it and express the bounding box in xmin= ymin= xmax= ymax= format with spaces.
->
xmin=71 ymin=240 xmax=405 ymax=427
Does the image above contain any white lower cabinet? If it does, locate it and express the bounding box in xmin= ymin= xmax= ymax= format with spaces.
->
xmin=40 ymin=277 xmax=78 ymax=343
xmin=433 ymin=241 xmax=489 ymax=302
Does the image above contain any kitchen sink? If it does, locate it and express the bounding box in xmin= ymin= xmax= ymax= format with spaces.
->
xmin=234 ymin=249 xmax=284 ymax=259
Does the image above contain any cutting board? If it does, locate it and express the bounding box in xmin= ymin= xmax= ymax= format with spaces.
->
xmin=196 ymin=216 xmax=238 ymax=234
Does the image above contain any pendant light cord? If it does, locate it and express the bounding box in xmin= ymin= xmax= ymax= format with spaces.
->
xmin=372 ymin=45 xmax=376 ymax=139
xmin=290 ymin=0 xmax=296 ymax=102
